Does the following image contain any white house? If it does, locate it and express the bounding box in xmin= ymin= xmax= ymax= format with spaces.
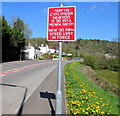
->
xmin=24 ymin=43 xmax=35 ymax=60
xmin=39 ymin=44 xmax=57 ymax=54
xmin=39 ymin=44 xmax=49 ymax=55
xmin=24 ymin=43 xmax=57 ymax=60
xmin=105 ymin=53 xmax=116 ymax=59
xmin=34 ymin=45 xmax=41 ymax=58
xmin=48 ymin=46 xmax=56 ymax=54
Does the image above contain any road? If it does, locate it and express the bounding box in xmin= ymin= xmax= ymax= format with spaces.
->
xmin=0 ymin=60 xmax=61 ymax=115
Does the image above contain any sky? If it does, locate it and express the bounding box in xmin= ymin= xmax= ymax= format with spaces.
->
xmin=2 ymin=2 xmax=118 ymax=41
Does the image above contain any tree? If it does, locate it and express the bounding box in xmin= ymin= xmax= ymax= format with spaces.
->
xmin=23 ymin=24 xmax=32 ymax=38
xmin=75 ymin=45 xmax=80 ymax=57
xmin=11 ymin=18 xmax=26 ymax=60
xmin=1 ymin=16 xmax=32 ymax=61
xmin=2 ymin=16 xmax=12 ymax=61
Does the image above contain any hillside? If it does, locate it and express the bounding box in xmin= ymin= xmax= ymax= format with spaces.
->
xmin=28 ymin=38 xmax=119 ymax=57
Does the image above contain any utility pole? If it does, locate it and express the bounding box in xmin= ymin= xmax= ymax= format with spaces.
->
xmin=55 ymin=3 xmax=63 ymax=115
xmin=78 ymin=47 xmax=81 ymax=58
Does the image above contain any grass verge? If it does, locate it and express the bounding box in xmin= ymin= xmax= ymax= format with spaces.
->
xmin=65 ymin=62 xmax=119 ymax=115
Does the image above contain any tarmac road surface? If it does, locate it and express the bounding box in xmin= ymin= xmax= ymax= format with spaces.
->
xmin=0 ymin=60 xmax=74 ymax=115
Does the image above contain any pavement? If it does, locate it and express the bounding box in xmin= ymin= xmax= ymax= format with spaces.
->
xmin=22 ymin=62 xmax=67 ymax=115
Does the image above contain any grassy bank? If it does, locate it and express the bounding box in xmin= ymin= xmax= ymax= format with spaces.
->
xmin=65 ymin=62 xmax=119 ymax=115
xmin=95 ymin=70 xmax=118 ymax=87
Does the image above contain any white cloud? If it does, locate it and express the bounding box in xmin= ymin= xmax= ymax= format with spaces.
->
xmin=90 ymin=5 xmax=97 ymax=11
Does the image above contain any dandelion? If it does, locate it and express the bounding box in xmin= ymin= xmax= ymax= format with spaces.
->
xmin=82 ymin=108 xmax=85 ymax=112
xmin=85 ymin=112 xmax=89 ymax=114
xmin=96 ymin=102 xmax=99 ymax=105
xmin=95 ymin=110 xmax=99 ymax=113
xmin=81 ymin=101 xmax=85 ymax=103
xmin=74 ymin=112 xmax=78 ymax=115
xmin=96 ymin=106 xmax=100 ymax=109
xmin=92 ymin=92 xmax=96 ymax=94
xmin=101 ymin=111 xmax=105 ymax=115
xmin=92 ymin=110 xmax=95 ymax=113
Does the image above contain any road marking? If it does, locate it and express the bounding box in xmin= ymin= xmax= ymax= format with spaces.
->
xmin=0 ymin=62 xmax=52 ymax=77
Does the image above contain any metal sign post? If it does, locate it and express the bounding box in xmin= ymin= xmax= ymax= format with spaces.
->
xmin=55 ymin=3 xmax=63 ymax=115
xmin=47 ymin=3 xmax=76 ymax=114
xmin=56 ymin=41 xmax=62 ymax=115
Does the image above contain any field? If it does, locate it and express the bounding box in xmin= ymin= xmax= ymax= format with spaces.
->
xmin=64 ymin=62 xmax=119 ymax=115
xmin=95 ymin=70 xmax=118 ymax=87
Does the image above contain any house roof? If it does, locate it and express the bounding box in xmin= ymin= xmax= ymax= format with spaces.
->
xmin=34 ymin=45 xmax=40 ymax=50
xmin=49 ymin=46 xmax=56 ymax=49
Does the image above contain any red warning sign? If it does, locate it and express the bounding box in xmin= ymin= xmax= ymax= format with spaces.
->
xmin=47 ymin=6 xmax=76 ymax=41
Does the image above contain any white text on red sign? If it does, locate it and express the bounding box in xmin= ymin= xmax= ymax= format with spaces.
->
xmin=48 ymin=7 xmax=76 ymax=41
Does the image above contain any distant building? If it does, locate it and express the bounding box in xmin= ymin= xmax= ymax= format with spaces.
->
xmin=49 ymin=46 xmax=56 ymax=54
xmin=24 ymin=43 xmax=36 ymax=60
xmin=23 ymin=43 xmax=57 ymax=60
xmin=67 ymin=53 xmax=72 ymax=56
xmin=34 ymin=45 xmax=41 ymax=58
xmin=39 ymin=44 xmax=49 ymax=55
xmin=105 ymin=53 xmax=116 ymax=59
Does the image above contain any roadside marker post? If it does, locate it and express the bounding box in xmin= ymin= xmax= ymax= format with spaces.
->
xmin=47 ymin=3 xmax=76 ymax=114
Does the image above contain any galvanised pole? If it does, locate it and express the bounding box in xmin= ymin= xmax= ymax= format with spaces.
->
xmin=55 ymin=3 xmax=63 ymax=115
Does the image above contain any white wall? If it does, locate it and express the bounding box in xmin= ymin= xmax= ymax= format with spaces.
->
xmin=39 ymin=44 xmax=49 ymax=54
xmin=28 ymin=46 xmax=35 ymax=59
xmin=49 ymin=49 xmax=55 ymax=54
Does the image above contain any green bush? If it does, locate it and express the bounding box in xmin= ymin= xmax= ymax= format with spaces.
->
xmin=82 ymin=54 xmax=99 ymax=70
xmin=81 ymin=53 xmax=120 ymax=71
xmin=108 ymin=58 xmax=120 ymax=71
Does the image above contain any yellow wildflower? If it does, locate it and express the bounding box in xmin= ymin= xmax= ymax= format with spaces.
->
xmin=74 ymin=112 xmax=78 ymax=115
xmin=101 ymin=111 xmax=105 ymax=115
xmin=82 ymin=109 xmax=85 ymax=112
xmin=96 ymin=106 xmax=100 ymax=109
